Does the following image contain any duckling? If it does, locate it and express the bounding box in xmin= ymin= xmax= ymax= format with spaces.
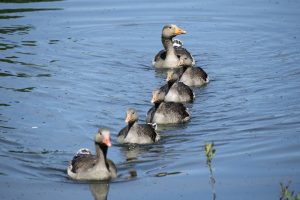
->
xmin=146 ymin=89 xmax=191 ymax=124
xmin=159 ymin=70 xmax=194 ymax=103
xmin=178 ymin=54 xmax=209 ymax=86
xmin=118 ymin=108 xmax=160 ymax=144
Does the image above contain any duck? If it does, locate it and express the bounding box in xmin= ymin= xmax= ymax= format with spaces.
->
xmin=146 ymin=89 xmax=191 ymax=124
xmin=118 ymin=108 xmax=160 ymax=144
xmin=159 ymin=70 xmax=194 ymax=103
xmin=153 ymin=24 xmax=195 ymax=68
xmin=67 ymin=128 xmax=117 ymax=181
xmin=178 ymin=54 xmax=209 ymax=86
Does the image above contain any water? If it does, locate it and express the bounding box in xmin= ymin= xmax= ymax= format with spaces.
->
xmin=1 ymin=0 xmax=300 ymax=199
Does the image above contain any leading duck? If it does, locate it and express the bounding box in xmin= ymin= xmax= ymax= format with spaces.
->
xmin=153 ymin=24 xmax=195 ymax=68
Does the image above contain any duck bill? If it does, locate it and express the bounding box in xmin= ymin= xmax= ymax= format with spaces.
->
xmin=166 ymin=75 xmax=171 ymax=82
xmin=151 ymin=98 xmax=156 ymax=104
xmin=104 ymin=137 xmax=112 ymax=147
xmin=125 ymin=115 xmax=130 ymax=124
xmin=175 ymin=27 xmax=187 ymax=35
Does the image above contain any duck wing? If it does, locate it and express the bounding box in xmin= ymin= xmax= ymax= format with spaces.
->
xmin=118 ymin=126 xmax=129 ymax=138
xmin=159 ymin=83 xmax=170 ymax=94
xmin=106 ymin=159 xmax=117 ymax=178
xmin=154 ymin=50 xmax=166 ymax=62
xmin=71 ymin=154 xmax=97 ymax=173
xmin=154 ymin=47 xmax=194 ymax=65
xmin=163 ymin=102 xmax=190 ymax=119
xmin=193 ymin=67 xmax=208 ymax=81
xmin=175 ymin=82 xmax=194 ymax=101
xmin=136 ymin=124 xmax=158 ymax=142
xmin=146 ymin=106 xmax=157 ymax=123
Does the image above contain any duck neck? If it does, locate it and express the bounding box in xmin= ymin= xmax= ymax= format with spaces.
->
xmin=95 ymin=142 xmax=108 ymax=166
xmin=125 ymin=121 xmax=137 ymax=138
xmin=162 ymin=37 xmax=176 ymax=58
xmin=167 ymin=80 xmax=175 ymax=88
xmin=179 ymin=66 xmax=189 ymax=79
xmin=128 ymin=120 xmax=136 ymax=129
xmin=154 ymin=102 xmax=161 ymax=109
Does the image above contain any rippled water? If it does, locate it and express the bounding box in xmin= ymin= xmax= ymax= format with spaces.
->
xmin=1 ymin=0 xmax=300 ymax=199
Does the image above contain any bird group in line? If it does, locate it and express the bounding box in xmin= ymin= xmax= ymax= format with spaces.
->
xmin=67 ymin=24 xmax=209 ymax=181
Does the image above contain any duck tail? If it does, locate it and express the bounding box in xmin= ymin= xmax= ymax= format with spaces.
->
xmin=206 ymin=76 xmax=210 ymax=83
xmin=173 ymin=39 xmax=183 ymax=47
xmin=76 ymin=148 xmax=92 ymax=156
xmin=148 ymin=122 xmax=157 ymax=130
xmin=184 ymin=107 xmax=191 ymax=122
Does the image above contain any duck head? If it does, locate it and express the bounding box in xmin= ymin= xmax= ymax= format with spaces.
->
xmin=162 ymin=24 xmax=186 ymax=39
xmin=95 ymin=128 xmax=112 ymax=147
xmin=151 ymin=89 xmax=166 ymax=104
xmin=166 ymin=70 xmax=179 ymax=83
xmin=125 ymin=108 xmax=138 ymax=124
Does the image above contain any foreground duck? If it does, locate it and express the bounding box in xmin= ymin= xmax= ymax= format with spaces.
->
xmin=146 ymin=89 xmax=191 ymax=124
xmin=159 ymin=70 xmax=194 ymax=103
xmin=178 ymin=54 xmax=209 ymax=86
xmin=153 ymin=24 xmax=195 ymax=68
xmin=118 ymin=108 xmax=160 ymax=144
xmin=67 ymin=128 xmax=117 ymax=181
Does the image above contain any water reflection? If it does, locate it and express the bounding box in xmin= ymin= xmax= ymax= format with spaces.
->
xmin=120 ymin=144 xmax=160 ymax=162
xmin=119 ymin=143 xmax=167 ymax=179
xmin=0 ymin=0 xmax=63 ymax=4
xmin=0 ymin=86 xmax=35 ymax=92
xmin=0 ymin=25 xmax=32 ymax=35
xmin=89 ymin=182 xmax=109 ymax=200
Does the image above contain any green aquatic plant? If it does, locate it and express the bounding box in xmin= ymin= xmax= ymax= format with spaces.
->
xmin=204 ymin=142 xmax=217 ymax=200
xmin=204 ymin=143 xmax=216 ymax=165
xmin=280 ymin=182 xmax=300 ymax=200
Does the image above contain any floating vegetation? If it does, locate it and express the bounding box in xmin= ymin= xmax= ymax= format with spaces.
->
xmin=280 ymin=182 xmax=300 ymax=200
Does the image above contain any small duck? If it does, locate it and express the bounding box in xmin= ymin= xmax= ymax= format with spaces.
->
xmin=153 ymin=24 xmax=195 ymax=68
xmin=118 ymin=108 xmax=160 ymax=144
xmin=67 ymin=128 xmax=117 ymax=181
xmin=159 ymin=70 xmax=194 ymax=103
xmin=178 ymin=54 xmax=209 ymax=86
xmin=146 ymin=89 xmax=191 ymax=124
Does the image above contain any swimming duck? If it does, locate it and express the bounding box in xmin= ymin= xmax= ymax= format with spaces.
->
xmin=153 ymin=24 xmax=195 ymax=68
xmin=178 ymin=54 xmax=209 ymax=86
xmin=159 ymin=70 xmax=194 ymax=103
xmin=118 ymin=108 xmax=160 ymax=144
xmin=67 ymin=128 xmax=117 ymax=181
xmin=146 ymin=89 xmax=191 ymax=124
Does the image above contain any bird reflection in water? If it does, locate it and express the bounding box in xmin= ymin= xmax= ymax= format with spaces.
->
xmin=119 ymin=143 xmax=164 ymax=180
xmin=89 ymin=182 xmax=109 ymax=200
